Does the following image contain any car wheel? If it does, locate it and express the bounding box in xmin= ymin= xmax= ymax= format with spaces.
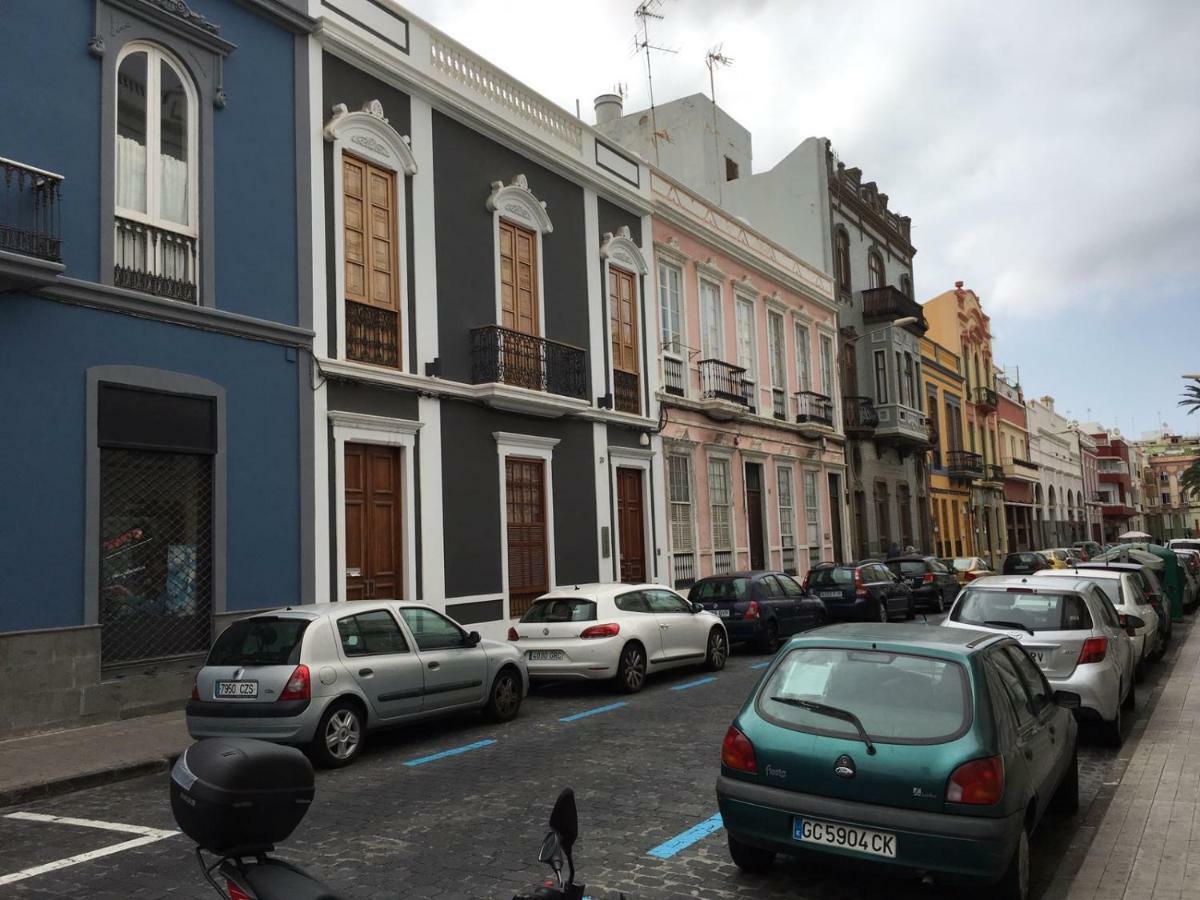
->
xmin=877 ymin=599 xmax=889 ymax=623
xmin=1103 ymin=700 xmax=1124 ymax=748
xmin=484 ymin=667 xmax=523 ymax=722
xmin=1049 ymin=750 xmax=1080 ymax=815
xmin=988 ymin=825 xmax=1029 ymax=900
xmin=757 ymin=620 xmax=780 ymax=654
xmin=727 ymin=832 xmax=775 ymax=874
xmin=616 ymin=642 xmax=647 ymax=693
xmin=311 ymin=700 xmax=364 ymax=769
xmin=705 ymin=628 xmax=729 ymax=671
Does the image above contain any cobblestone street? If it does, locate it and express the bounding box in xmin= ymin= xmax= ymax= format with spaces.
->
xmin=0 ymin=618 xmax=1185 ymax=900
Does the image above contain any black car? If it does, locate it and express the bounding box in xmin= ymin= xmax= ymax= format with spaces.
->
xmin=803 ymin=560 xmax=914 ymax=622
xmin=884 ymin=555 xmax=959 ymax=612
xmin=1002 ymin=551 xmax=1049 ymax=575
xmin=689 ymin=572 xmax=825 ymax=652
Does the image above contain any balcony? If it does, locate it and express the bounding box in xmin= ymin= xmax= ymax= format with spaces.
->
xmin=1102 ymin=503 xmax=1136 ymax=519
xmin=874 ymin=404 xmax=929 ymax=452
xmin=1003 ymin=457 xmax=1040 ymax=482
xmin=470 ymin=325 xmax=588 ymax=406
xmin=0 ymin=157 xmax=64 ymax=290
xmin=982 ymin=463 xmax=1006 ymax=485
xmin=947 ymin=449 xmax=984 ymax=479
xmin=114 ymin=216 xmax=197 ymax=303
xmin=861 ymin=285 xmax=928 ymax=332
xmin=771 ymin=387 xmax=787 ymax=421
xmin=842 ymin=396 xmax=879 ymax=436
xmin=662 ymin=356 xmax=686 ymax=398
xmin=347 ymin=301 xmax=400 ymax=368
xmin=795 ymin=391 xmax=834 ymax=433
xmin=613 ymin=369 xmax=641 ymax=415
xmin=698 ymin=359 xmax=750 ymax=420
xmin=973 ymin=386 xmax=998 ymax=412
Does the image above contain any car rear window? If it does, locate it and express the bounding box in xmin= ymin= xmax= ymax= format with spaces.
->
xmin=521 ymin=598 xmax=597 ymax=623
xmin=951 ymin=589 xmax=1092 ymax=632
xmin=887 ymin=560 xmax=927 ymax=577
xmin=951 ymin=558 xmax=975 ymax=572
xmin=691 ymin=578 xmax=750 ymax=602
xmin=757 ymin=648 xmax=969 ymax=744
xmin=208 ymin=617 xmax=309 ymax=667
xmin=807 ymin=567 xmax=853 ymax=588
xmin=1171 ymin=541 xmax=1200 ymax=552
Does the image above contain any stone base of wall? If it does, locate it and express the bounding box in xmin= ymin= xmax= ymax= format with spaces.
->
xmin=0 ymin=609 xmax=277 ymax=739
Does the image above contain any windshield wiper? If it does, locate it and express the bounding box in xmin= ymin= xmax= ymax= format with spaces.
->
xmin=770 ymin=697 xmax=876 ymax=755
xmin=981 ymin=619 xmax=1035 ymax=636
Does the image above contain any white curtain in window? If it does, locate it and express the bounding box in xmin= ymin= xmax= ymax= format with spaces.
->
xmin=116 ymin=134 xmax=147 ymax=212
xmin=160 ymin=153 xmax=189 ymax=225
xmin=736 ymin=299 xmax=755 ymax=375
xmin=795 ymin=323 xmax=811 ymax=392
xmin=700 ymin=281 xmax=722 ymax=359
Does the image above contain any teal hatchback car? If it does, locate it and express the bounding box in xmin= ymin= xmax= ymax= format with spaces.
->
xmin=716 ymin=624 xmax=1079 ymax=900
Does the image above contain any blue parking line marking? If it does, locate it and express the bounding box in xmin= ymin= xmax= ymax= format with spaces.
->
xmin=749 ymin=661 xmax=771 ymax=669
xmin=671 ymin=676 xmax=717 ymax=691
xmin=648 ymin=813 xmax=725 ymax=859
xmin=403 ymin=739 xmax=496 ymax=767
xmin=559 ymin=701 xmax=628 ymax=723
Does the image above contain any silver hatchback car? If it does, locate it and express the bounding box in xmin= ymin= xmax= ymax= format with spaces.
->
xmin=187 ymin=601 xmax=529 ymax=767
xmin=941 ymin=575 xmax=1140 ymax=746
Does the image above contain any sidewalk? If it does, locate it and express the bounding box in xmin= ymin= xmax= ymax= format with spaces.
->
xmin=1064 ymin=620 xmax=1200 ymax=900
xmin=0 ymin=711 xmax=189 ymax=808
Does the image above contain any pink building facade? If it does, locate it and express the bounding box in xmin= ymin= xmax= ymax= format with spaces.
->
xmin=648 ymin=172 xmax=848 ymax=588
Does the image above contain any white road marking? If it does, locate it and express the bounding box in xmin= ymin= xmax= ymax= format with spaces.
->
xmin=0 ymin=812 xmax=179 ymax=885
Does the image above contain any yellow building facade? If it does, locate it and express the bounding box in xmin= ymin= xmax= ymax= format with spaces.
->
xmin=920 ymin=336 xmax=973 ymax=558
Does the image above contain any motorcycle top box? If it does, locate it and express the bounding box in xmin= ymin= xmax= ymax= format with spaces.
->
xmin=171 ymin=738 xmax=314 ymax=856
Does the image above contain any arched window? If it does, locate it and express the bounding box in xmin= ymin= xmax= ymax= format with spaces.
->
xmin=114 ymin=43 xmax=199 ymax=301
xmin=835 ymin=229 xmax=852 ymax=293
xmin=867 ymin=250 xmax=885 ymax=289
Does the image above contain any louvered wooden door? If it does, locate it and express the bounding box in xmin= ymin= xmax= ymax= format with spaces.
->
xmin=499 ymin=220 xmax=540 ymax=389
xmin=343 ymin=154 xmax=400 ymax=367
xmin=344 ymin=443 xmax=403 ymax=601
xmin=506 ymin=457 xmax=548 ymax=618
xmin=617 ymin=467 xmax=646 ymax=583
xmin=609 ymin=267 xmax=638 ymax=373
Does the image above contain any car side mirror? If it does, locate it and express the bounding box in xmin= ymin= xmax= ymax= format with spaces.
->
xmin=1053 ymin=690 xmax=1082 ymax=710
xmin=1119 ymin=614 xmax=1144 ymax=636
xmin=467 ymin=630 xmax=482 ymax=646
xmin=691 ymin=601 xmax=705 ymax=614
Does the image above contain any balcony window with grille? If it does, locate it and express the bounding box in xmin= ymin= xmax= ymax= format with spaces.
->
xmin=668 ymin=454 xmax=696 ymax=587
xmin=794 ymin=322 xmax=812 ymax=392
xmin=805 ymin=470 xmax=821 ymax=567
xmin=778 ymin=466 xmax=796 ymax=573
xmin=658 ymin=261 xmax=683 ymax=355
xmin=820 ymin=335 xmax=835 ymax=399
xmin=835 ymin=229 xmax=852 ymax=293
xmin=736 ymin=298 xmax=756 ymax=400
xmin=874 ymin=350 xmax=888 ymax=404
xmin=768 ymin=311 xmax=786 ymax=418
xmin=114 ymin=44 xmax=198 ymax=303
xmin=904 ymin=353 xmax=916 ymax=409
xmin=709 ymin=456 xmax=734 ymax=567
xmin=699 ymin=279 xmax=723 ymax=360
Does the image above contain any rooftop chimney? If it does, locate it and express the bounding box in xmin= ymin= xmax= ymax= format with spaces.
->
xmin=594 ymin=93 xmax=623 ymax=126
xmin=954 ymin=280 xmax=964 ymax=289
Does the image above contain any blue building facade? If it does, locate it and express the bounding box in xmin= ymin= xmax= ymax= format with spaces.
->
xmin=0 ymin=0 xmax=315 ymax=735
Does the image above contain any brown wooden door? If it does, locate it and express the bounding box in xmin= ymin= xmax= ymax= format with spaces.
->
xmin=344 ymin=443 xmax=403 ymax=600
xmin=343 ymin=154 xmax=401 ymax=367
xmin=506 ymin=457 xmax=548 ymax=617
xmin=617 ymin=468 xmax=646 ymax=583
xmin=609 ymin=267 xmax=640 ymax=413
xmin=500 ymin=220 xmax=538 ymax=337
xmin=746 ymin=463 xmax=766 ymax=570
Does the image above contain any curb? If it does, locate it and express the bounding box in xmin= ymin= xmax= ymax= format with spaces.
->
xmin=0 ymin=752 xmax=182 ymax=811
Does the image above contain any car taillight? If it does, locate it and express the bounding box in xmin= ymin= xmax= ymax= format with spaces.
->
xmin=278 ymin=664 xmax=310 ymax=701
xmin=745 ymin=600 xmax=760 ymax=620
xmin=721 ymin=725 xmax=757 ymax=774
xmin=580 ymin=623 xmax=620 ymax=639
xmin=964 ymin=570 xmax=979 ymax=581
xmin=923 ymin=572 xmax=935 ymax=584
xmin=854 ymin=568 xmax=867 ymax=598
xmin=802 ymin=573 xmax=810 ymax=591
xmin=1078 ymin=637 xmax=1108 ymax=664
xmin=226 ymin=880 xmax=252 ymax=900
xmin=507 ymin=626 xmax=520 ymax=641
xmin=947 ymin=756 xmax=1004 ymax=805
xmin=190 ymin=674 xmax=199 ymax=701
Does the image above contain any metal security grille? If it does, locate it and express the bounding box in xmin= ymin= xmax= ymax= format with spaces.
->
xmin=99 ymin=448 xmax=213 ymax=669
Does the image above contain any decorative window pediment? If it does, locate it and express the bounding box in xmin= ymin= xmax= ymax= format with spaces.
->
xmin=486 ymin=174 xmax=553 ymax=233
xmin=600 ymin=225 xmax=647 ymax=274
xmin=324 ymin=100 xmax=417 ymax=175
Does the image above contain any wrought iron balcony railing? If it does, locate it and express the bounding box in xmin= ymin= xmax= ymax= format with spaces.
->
xmin=662 ymin=355 xmax=686 ymax=397
xmin=973 ymin=386 xmax=998 ymax=410
xmin=947 ymin=449 xmax=984 ymax=477
xmin=842 ymin=396 xmax=878 ymax=433
xmin=698 ymin=359 xmax=749 ymax=406
xmin=470 ymin=325 xmax=588 ymax=400
xmin=861 ymin=285 xmax=927 ymax=331
xmin=772 ymin=387 xmax=787 ymax=420
xmin=613 ymin=368 xmax=641 ymax=415
xmin=795 ymin=391 xmax=834 ymax=427
xmin=114 ymin=216 xmax=197 ymax=303
xmin=1 ymin=157 xmax=63 ymax=262
xmin=347 ymin=301 xmax=400 ymax=367
xmin=982 ymin=463 xmax=1006 ymax=483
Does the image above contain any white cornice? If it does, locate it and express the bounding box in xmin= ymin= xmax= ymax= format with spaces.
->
xmin=323 ymin=100 xmax=418 ymax=175
xmin=653 ymin=237 xmax=689 ymax=267
xmin=695 ymin=256 xmax=729 ymax=282
xmin=487 ymin=174 xmax=553 ymax=233
xmin=600 ymin=226 xmax=648 ymax=275
xmin=609 ymin=446 xmax=656 ymax=462
xmin=328 ymin=410 xmax=423 ymax=436
xmin=493 ymin=431 xmax=561 ymax=451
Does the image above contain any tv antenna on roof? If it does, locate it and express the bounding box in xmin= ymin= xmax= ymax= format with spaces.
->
xmin=706 ymin=44 xmax=734 ymax=203
xmin=633 ymin=0 xmax=676 ymax=165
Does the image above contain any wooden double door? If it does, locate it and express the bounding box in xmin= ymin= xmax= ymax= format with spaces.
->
xmin=345 ymin=443 xmax=404 ymax=600
xmin=617 ymin=467 xmax=646 ymax=583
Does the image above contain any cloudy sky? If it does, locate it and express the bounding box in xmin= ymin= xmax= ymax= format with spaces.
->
xmin=405 ymin=0 xmax=1200 ymax=436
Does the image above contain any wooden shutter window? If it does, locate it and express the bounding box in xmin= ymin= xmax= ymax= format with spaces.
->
xmin=343 ymin=153 xmax=401 ymax=368
xmin=506 ymin=457 xmax=548 ymax=617
xmin=609 ymin=267 xmax=638 ymax=374
xmin=500 ymin=219 xmax=538 ymax=336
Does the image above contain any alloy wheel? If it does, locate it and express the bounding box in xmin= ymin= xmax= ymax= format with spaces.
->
xmin=708 ymin=630 xmax=728 ymax=669
xmin=878 ymin=600 xmax=888 ymax=622
xmin=494 ymin=673 xmax=519 ymax=718
xmin=325 ymin=709 xmax=361 ymax=760
xmin=622 ymin=646 xmax=646 ymax=690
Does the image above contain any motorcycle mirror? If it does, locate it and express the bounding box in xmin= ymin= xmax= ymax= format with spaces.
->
xmin=537 ymin=830 xmax=563 ymax=870
xmin=548 ymin=788 xmax=579 ymax=851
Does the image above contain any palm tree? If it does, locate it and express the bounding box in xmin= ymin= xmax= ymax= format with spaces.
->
xmin=1179 ymin=384 xmax=1200 ymax=500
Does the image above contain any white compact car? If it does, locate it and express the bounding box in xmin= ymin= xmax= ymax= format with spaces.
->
xmin=1037 ymin=567 xmax=1161 ymax=674
xmin=509 ymin=583 xmax=729 ymax=692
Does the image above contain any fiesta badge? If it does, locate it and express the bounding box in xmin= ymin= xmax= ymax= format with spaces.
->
xmin=834 ymin=754 xmax=856 ymax=779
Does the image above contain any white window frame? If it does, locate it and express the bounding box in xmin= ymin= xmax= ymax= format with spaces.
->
xmin=707 ymin=453 xmax=735 ymax=553
xmin=495 ymin=432 xmax=560 ymax=619
xmin=610 ymin=445 xmax=656 ymax=583
xmin=698 ymin=276 xmax=724 ymax=361
xmin=794 ymin=320 xmax=812 ymax=393
xmin=667 ymin=451 xmax=698 ymax=556
xmin=324 ymin=100 xmax=418 ymax=363
xmin=657 ymin=258 xmax=685 ymax=357
xmin=487 ymin=174 xmax=553 ymax=338
xmin=777 ymin=462 xmax=797 ymax=558
xmin=330 ymin=411 xmax=422 ymax=605
xmin=735 ymin=296 xmax=758 ymax=402
xmin=600 ymin=226 xmax=649 ymax=417
xmin=767 ymin=310 xmax=787 ymax=390
xmin=804 ymin=468 xmax=822 ymax=567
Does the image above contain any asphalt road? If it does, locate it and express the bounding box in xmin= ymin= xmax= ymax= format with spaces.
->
xmin=0 ymin=614 xmax=1183 ymax=900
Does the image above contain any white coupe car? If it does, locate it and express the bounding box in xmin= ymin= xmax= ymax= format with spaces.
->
xmin=508 ymin=583 xmax=729 ymax=692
